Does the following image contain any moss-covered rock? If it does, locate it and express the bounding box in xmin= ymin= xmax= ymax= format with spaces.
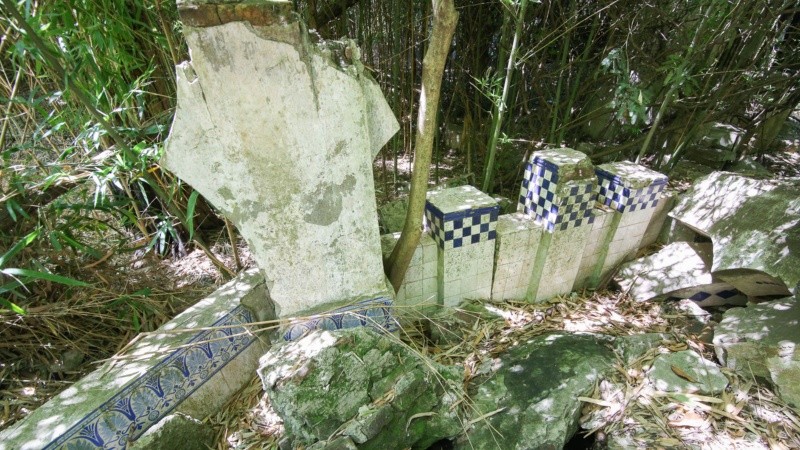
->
xmin=258 ymin=328 xmax=464 ymax=449
xmin=456 ymin=332 xmax=620 ymax=450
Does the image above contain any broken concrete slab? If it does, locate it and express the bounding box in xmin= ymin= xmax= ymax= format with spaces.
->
xmin=456 ymin=332 xmax=617 ymax=449
xmin=456 ymin=332 xmax=662 ymax=449
xmin=767 ymin=345 xmax=800 ymax=409
xmin=257 ymin=328 xmax=463 ymax=449
xmin=615 ymin=240 xmax=750 ymax=307
xmin=615 ymin=242 xmax=712 ymax=302
xmin=669 ymin=172 xmax=800 ymax=295
xmin=0 ymin=269 xmax=271 ymax=450
xmin=713 ymin=297 xmax=800 ymax=382
xmin=164 ymin=2 xmax=399 ymax=317
xmin=648 ymin=350 xmax=728 ymax=395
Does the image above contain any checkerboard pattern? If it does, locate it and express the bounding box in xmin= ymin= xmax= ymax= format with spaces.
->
xmin=425 ymin=203 xmax=499 ymax=250
xmin=519 ymin=157 xmax=596 ymax=232
xmin=666 ymin=285 xmax=747 ymax=307
xmin=596 ymin=168 xmax=668 ymax=213
xmin=282 ymin=297 xmax=398 ymax=341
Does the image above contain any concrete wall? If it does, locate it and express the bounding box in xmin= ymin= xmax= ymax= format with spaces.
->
xmin=388 ymin=151 xmax=671 ymax=306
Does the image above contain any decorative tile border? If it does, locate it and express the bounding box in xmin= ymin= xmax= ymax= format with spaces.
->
xmin=425 ymin=203 xmax=499 ymax=250
xmin=44 ymin=306 xmax=258 ymax=450
xmin=282 ymin=297 xmax=398 ymax=341
xmin=596 ymin=168 xmax=668 ymax=213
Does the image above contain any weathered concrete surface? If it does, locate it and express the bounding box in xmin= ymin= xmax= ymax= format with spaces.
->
xmin=648 ymin=350 xmax=728 ymax=395
xmin=714 ymin=290 xmax=800 ymax=408
xmin=164 ymin=5 xmax=399 ymax=317
xmin=615 ymin=242 xmax=712 ymax=301
xmin=491 ymin=213 xmax=543 ymax=301
xmin=456 ymin=332 xmax=661 ymax=449
xmin=0 ymin=269 xmax=272 ymax=450
xmin=669 ymin=172 xmax=800 ymax=295
xmin=257 ymin=328 xmax=463 ymax=449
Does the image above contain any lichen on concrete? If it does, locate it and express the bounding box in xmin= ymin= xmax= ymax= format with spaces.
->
xmin=163 ymin=4 xmax=399 ymax=317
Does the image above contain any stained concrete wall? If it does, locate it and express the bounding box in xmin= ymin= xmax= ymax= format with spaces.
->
xmin=387 ymin=152 xmax=671 ymax=306
xmin=163 ymin=3 xmax=399 ymax=318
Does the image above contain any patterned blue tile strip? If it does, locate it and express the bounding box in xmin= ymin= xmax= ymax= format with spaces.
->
xmin=519 ymin=158 xmax=595 ymax=233
xmin=424 ymin=202 xmax=499 ymax=250
xmin=595 ymin=169 xmax=668 ymax=213
xmin=667 ymin=288 xmax=743 ymax=303
xmin=282 ymin=297 xmax=398 ymax=341
xmin=45 ymin=306 xmax=258 ymax=450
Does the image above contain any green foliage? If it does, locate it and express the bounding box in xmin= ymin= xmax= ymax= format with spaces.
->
xmin=601 ymin=48 xmax=650 ymax=128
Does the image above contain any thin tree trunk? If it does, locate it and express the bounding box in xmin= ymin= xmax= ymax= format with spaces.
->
xmin=481 ymin=0 xmax=528 ymax=193
xmin=385 ymin=0 xmax=458 ymax=292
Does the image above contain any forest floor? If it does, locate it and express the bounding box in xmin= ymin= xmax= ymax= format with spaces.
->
xmin=213 ymin=290 xmax=800 ymax=449
xmin=1 ymin=146 xmax=799 ymax=448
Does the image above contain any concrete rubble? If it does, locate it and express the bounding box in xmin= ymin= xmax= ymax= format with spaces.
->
xmin=668 ymin=172 xmax=799 ymax=297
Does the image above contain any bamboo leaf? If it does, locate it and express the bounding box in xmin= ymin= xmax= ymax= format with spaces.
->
xmin=2 ymin=268 xmax=89 ymax=287
xmin=0 ymin=229 xmax=40 ymax=268
xmin=0 ymin=297 xmax=27 ymax=315
xmin=186 ymin=190 xmax=199 ymax=241
xmin=671 ymin=365 xmax=697 ymax=383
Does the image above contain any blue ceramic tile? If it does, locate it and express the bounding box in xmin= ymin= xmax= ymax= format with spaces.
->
xmin=44 ymin=306 xmax=258 ymax=449
xmin=282 ymin=297 xmax=397 ymax=341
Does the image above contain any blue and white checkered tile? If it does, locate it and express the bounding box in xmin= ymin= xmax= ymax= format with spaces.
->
xmin=665 ymin=284 xmax=748 ymax=307
xmin=44 ymin=306 xmax=258 ymax=449
xmin=282 ymin=297 xmax=398 ymax=341
xmin=519 ymin=158 xmax=560 ymax=215
xmin=596 ymin=169 xmax=668 ymax=213
xmin=425 ymin=202 xmax=499 ymax=250
xmin=521 ymin=178 xmax=596 ymax=233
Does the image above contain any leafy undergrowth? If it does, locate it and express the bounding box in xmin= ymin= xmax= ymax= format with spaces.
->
xmin=213 ymin=291 xmax=800 ymax=449
xmin=0 ymin=240 xmax=253 ymax=430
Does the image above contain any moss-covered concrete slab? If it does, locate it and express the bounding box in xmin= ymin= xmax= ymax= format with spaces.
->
xmin=669 ymin=172 xmax=800 ymax=294
xmin=457 ymin=332 xmax=618 ymax=449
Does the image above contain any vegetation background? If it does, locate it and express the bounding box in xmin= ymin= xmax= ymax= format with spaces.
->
xmin=0 ymin=0 xmax=798 ymax=430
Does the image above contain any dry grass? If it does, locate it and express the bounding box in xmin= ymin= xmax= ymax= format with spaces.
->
xmin=0 ymin=239 xmax=252 ymax=431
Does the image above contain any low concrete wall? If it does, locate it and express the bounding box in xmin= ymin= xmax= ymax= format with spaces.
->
xmin=0 ymin=269 xmax=273 ymax=450
xmin=387 ymin=149 xmax=672 ymax=306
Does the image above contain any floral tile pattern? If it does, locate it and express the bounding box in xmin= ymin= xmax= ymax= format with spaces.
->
xmin=44 ymin=306 xmax=258 ymax=450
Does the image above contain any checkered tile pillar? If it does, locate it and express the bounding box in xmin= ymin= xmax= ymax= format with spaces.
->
xmin=425 ymin=185 xmax=499 ymax=307
xmin=516 ymin=148 xmax=597 ymax=302
xmin=588 ymin=161 xmax=669 ymax=288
